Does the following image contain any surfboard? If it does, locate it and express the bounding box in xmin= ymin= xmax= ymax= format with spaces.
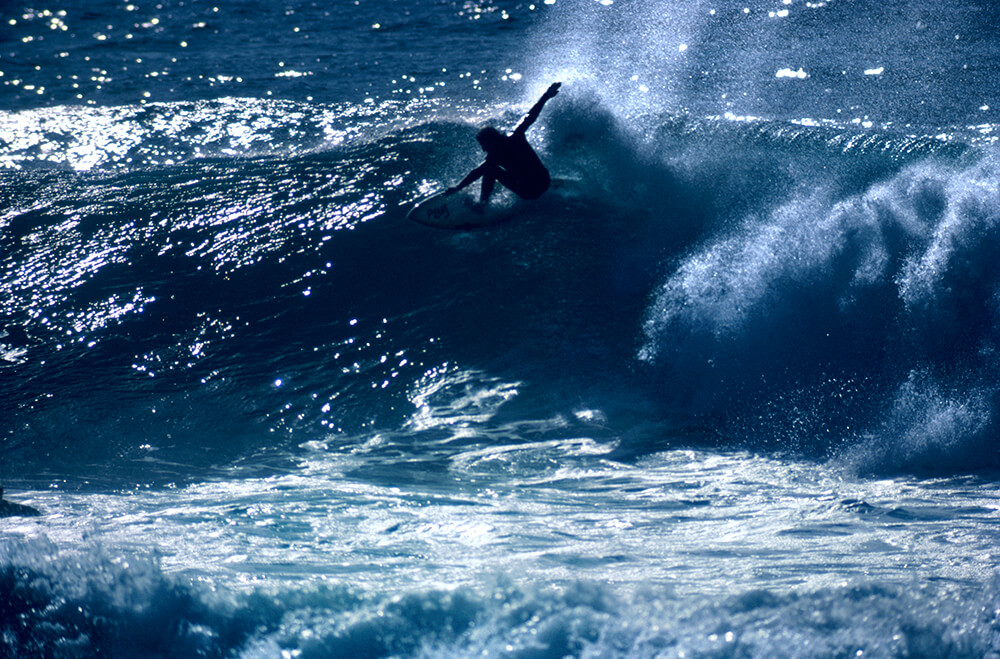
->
xmin=407 ymin=178 xmax=582 ymax=230
xmin=407 ymin=189 xmax=510 ymax=230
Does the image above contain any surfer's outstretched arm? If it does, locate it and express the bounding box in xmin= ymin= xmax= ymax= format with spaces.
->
xmin=512 ymin=82 xmax=561 ymax=137
xmin=446 ymin=161 xmax=487 ymax=195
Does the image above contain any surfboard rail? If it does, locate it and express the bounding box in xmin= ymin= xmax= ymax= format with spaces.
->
xmin=407 ymin=177 xmax=583 ymax=230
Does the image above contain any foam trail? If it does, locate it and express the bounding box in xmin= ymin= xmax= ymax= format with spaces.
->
xmin=5 ymin=533 xmax=1000 ymax=657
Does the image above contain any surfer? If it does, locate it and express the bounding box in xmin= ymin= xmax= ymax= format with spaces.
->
xmin=0 ymin=485 xmax=41 ymax=518
xmin=446 ymin=82 xmax=561 ymax=206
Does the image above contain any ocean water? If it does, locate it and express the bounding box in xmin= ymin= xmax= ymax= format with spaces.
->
xmin=3 ymin=0 xmax=1000 ymax=656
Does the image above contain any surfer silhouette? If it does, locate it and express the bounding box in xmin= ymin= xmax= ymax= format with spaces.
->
xmin=446 ymin=82 xmax=561 ymax=206
xmin=0 ymin=485 xmax=41 ymax=518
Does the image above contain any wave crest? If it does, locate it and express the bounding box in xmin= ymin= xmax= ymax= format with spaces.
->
xmin=640 ymin=151 xmax=1000 ymax=472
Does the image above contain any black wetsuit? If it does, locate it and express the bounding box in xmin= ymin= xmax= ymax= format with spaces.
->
xmin=478 ymin=132 xmax=551 ymax=201
xmin=449 ymin=82 xmax=561 ymax=204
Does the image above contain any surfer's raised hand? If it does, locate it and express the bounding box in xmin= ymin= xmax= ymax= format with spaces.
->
xmin=543 ymin=82 xmax=561 ymax=99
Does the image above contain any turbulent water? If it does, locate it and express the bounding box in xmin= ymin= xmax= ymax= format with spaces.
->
xmin=3 ymin=1 xmax=1000 ymax=657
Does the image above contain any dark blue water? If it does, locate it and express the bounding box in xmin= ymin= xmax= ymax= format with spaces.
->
xmin=3 ymin=1 xmax=1000 ymax=657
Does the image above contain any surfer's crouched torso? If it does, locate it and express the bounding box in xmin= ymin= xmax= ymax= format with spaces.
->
xmin=445 ymin=83 xmax=561 ymax=204
xmin=485 ymin=132 xmax=551 ymax=200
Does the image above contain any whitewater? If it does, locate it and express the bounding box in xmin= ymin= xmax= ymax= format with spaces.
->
xmin=2 ymin=0 xmax=1000 ymax=657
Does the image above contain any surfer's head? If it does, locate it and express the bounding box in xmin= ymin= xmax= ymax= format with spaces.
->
xmin=476 ymin=127 xmax=503 ymax=153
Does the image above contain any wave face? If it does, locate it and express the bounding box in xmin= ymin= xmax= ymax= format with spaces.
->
xmin=3 ymin=1 xmax=1000 ymax=657
xmin=3 ymin=94 xmax=995 ymax=480
xmin=0 ymin=95 xmax=652 ymax=482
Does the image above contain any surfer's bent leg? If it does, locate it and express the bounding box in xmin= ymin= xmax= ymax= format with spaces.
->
xmin=480 ymin=171 xmax=496 ymax=204
xmin=494 ymin=167 xmax=549 ymax=200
